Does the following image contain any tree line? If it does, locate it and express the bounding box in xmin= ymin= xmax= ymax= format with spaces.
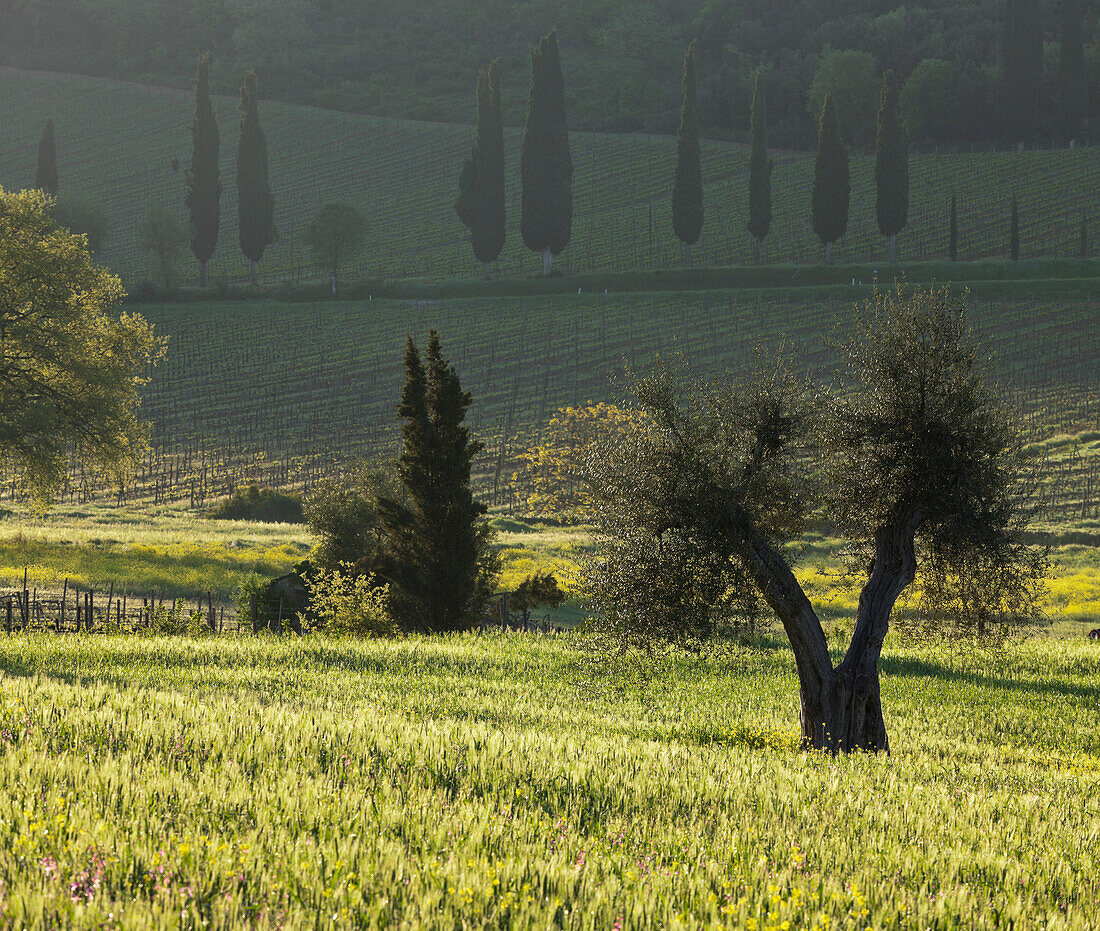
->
xmin=2 ymin=0 xmax=1096 ymax=147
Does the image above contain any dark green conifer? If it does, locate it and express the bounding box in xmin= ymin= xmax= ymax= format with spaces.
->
xmin=521 ymin=29 xmax=573 ymax=278
xmin=186 ymin=52 xmax=221 ymax=287
xmin=811 ymin=95 xmax=849 ymax=264
xmin=378 ymin=332 xmax=499 ymax=632
xmin=1079 ymin=212 xmax=1089 ymax=259
xmin=949 ymin=194 xmax=959 ymax=262
xmin=1004 ymin=0 xmax=1043 ymax=145
xmin=35 ymin=119 xmax=58 ymax=195
xmin=237 ymin=70 xmax=276 ymax=286
xmin=455 ymin=60 xmax=506 ymax=280
xmin=672 ymin=42 xmax=703 ymax=267
xmin=1010 ymin=195 xmax=1020 ymax=260
xmin=875 ymin=71 xmax=908 ymax=264
xmin=747 ymin=71 xmax=772 ymax=264
xmin=1058 ymin=0 xmax=1088 ymax=146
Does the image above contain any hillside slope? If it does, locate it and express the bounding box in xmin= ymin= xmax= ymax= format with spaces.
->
xmin=2 ymin=69 xmax=1100 ymax=285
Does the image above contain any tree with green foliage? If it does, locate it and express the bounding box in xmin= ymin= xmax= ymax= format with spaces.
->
xmin=1080 ymin=212 xmax=1089 ymax=258
xmin=807 ymin=49 xmax=879 ymax=146
xmin=139 ymin=201 xmax=187 ymax=291
xmin=35 ymin=119 xmax=58 ymax=195
xmin=455 ymin=60 xmax=506 ymax=280
xmin=0 ymin=188 xmax=163 ymax=500
xmin=811 ymin=95 xmax=849 ymax=264
xmin=237 ymin=70 xmax=276 ymax=286
xmin=949 ymin=193 xmax=958 ymax=262
xmin=1010 ymin=195 xmax=1020 ymax=260
xmin=52 ymin=194 xmax=111 ymax=256
xmin=1003 ymin=0 xmax=1043 ymax=145
xmin=747 ymin=72 xmax=772 ymax=264
xmin=582 ymin=285 xmax=1046 ymax=752
xmin=185 ymin=52 xmax=221 ymax=288
xmin=521 ymin=29 xmax=573 ymax=278
xmin=875 ymin=71 xmax=908 ymax=264
xmin=377 ymin=332 xmax=499 ymax=632
xmin=672 ymin=42 xmax=703 ymax=267
xmin=1058 ymin=0 xmax=1088 ymax=146
xmin=304 ymin=202 xmax=368 ymax=295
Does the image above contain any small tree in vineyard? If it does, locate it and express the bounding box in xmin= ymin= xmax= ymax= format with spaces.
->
xmin=186 ymin=52 xmax=221 ymax=288
xmin=35 ymin=119 xmax=59 ymax=195
xmin=671 ymin=42 xmax=703 ymax=267
xmin=746 ymin=72 xmax=772 ymax=264
xmin=304 ymin=202 xmax=368 ymax=295
xmin=811 ymin=95 xmax=849 ymax=264
xmin=237 ymin=70 xmax=276 ymax=285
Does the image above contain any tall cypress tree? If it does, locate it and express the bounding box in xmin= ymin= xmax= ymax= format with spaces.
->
xmin=379 ymin=332 xmax=498 ymax=632
xmin=949 ymin=193 xmax=959 ymax=262
xmin=521 ymin=29 xmax=573 ymax=278
xmin=875 ymin=70 xmax=909 ymax=264
xmin=811 ymin=95 xmax=849 ymax=264
xmin=1004 ymin=0 xmax=1043 ymax=145
xmin=455 ymin=60 xmax=506 ymax=280
xmin=672 ymin=42 xmax=703 ymax=267
xmin=747 ymin=71 xmax=772 ymax=264
xmin=186 ymin=52 xmax=221 ymax=288
xmin=35 ymin=119 xmax=58 ymax=195
xmin=1010 ymin=195 xmax=1020 ymax=260
xmin=237 ymin=70 xmax=276 ymax=286
xmin=1058 ymin=0 xmax=1088 ymax=146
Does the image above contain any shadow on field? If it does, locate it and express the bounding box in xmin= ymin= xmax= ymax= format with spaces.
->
xmin=881 ymin=654 xmax=1100 ymax=702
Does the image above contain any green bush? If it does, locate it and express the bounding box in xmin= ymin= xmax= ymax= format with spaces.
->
xmin=305 ymin=564 xmax=394 ymax=637
xmin=209 ymin=486 xmax=304 ymax=523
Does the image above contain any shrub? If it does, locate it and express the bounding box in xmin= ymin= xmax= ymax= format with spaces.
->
xmin=305 ymin=565 xmax=394 ymax=637
xmin=210 ymin=486 xmax=304 ymax=523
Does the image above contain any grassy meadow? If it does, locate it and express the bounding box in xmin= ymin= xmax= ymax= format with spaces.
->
xmin=2 ymin=68 xmax=1100 ymax=285
xmin=0 ymin=634 xmax=1097 ymax=929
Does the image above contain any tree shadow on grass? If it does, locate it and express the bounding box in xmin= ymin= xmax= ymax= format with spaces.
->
xmin=880 ymin=653 xmax=1100 ymax=702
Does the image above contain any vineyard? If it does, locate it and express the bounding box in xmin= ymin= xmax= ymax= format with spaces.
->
xmin=2 ymin=68 xmax=1100 ymax=284
xmin=8 ymin=291 xmax=1090 ymax=531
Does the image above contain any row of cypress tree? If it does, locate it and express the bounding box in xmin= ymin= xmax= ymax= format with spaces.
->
xmin=456 ymin=30 xmax=573 ymax=279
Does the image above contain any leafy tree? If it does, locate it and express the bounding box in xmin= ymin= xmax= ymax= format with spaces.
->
xmin=747 ymin=71 xmax=772 ymax=264
xmin=186 ymin=52 xmax=221 ymax=288
xmin=811 ymin=95 xmax=849 ymax=264
xmin=377 ymin=332 xmax=499 ymax=632
xmin=1058 ymin=0 xmax=1088 ymax=146
xmin=1010 ymin=195 xmax=1020 ymax=260
xmin=901 ymin=59 xmax=958 ymax=144
xmin=511 ymin=571 xmax=566 ymax=626
xmin=455 ymin=59 xmax=506 ymax=280
xmin=672 ymin=42 xmax=703 ymax=267
xmin=237 ymin=70 xmax=276 ymax=285
xmin=1003 ymin=0 xmax=1043 ymax=144
xmin=52 ymin=193 xmax=112 ymax=256
xmin=0 ymin=188 xmax=163 ymax=500
xmin=1080 ymin=212 xmax=1089 ymax=259
xmin=582 ymin=285 xmax=1046 ymax=752
xmin=806 ymin=49 xmax=879 ymax=146
xmin=875 ymin=71 xmax=908 ymax=264
xmin=305 ymin=465 xmax=396 ymax=570
xmin=139 ymin=201 xmax=187 ymax=290
xmin=35 ymin=118 xmax=59 ymax=195
xmin=304 ymin=202 xmax=368 ymax=295
xmin=521 ymin=29 xmax=573 ymax=278
xmin=949 ymin=193 xmax=959 ymax=262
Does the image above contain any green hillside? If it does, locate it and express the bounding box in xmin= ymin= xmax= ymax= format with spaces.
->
xmin=3 ymin=69 xmax=1100 ymax=286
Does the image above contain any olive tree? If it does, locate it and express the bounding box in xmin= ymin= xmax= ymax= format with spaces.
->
xmin=583 ymin=285 xmax=1045 ymax=753
xmin=0 ymin=188 xmax=163 ymax=500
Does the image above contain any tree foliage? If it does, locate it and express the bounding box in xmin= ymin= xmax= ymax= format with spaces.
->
xmin=304 ymin=201 xmax=368 ymax=295
xmin=671 ymin=42 xmax=703 ymax=264
xmin=746 ymin=72 xmax=772 ymax=260
xmin=1003 ymin=0 xmax=1043 ymax=143
xmin=237 ymin=70 xmax=276 ymax=282
xmin=521 ymin=29 xmax=573 ymax=277
xmin=581 ymin=285 xmax=1047 ymax=752
xmin=455 ymin=60 xmax=506 ymax=277
xmin=35 ymin=119 xmax=59 ymax=195
xmin=875 ymin=70 xmax=908 ymax=262
xmin=1058 ymin=0 xmax=1089 ymax=145
xmin=185 ymin=52 xmax=221 ymax=287
xmin=139 ymin=201 xmax=187 ymax=290
xmin=0 ymin=188 xmax=164 ymax=500
xmin=811 ymin=95 xmax=849 ymax=262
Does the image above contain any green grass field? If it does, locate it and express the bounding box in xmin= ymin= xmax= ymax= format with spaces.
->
xmin=2 ymin=68 xmax=1100 ymax=285
xmin=0 ymin=634 xmax=1096 ymax=928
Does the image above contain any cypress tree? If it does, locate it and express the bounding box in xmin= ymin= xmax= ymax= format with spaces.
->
xmin=1010 ymin=195 xmax=1020 ymax=260
xmin=1079 ymin=212 xmax=1089 ymax=259
xmin=455 ymin=60 xmax=506 ymax=280
xmin=35 ymin=119 xmax=58 ymax=195
xmin=1004 ymin=0 xmax=1043 ymax=145
xmin=1058 ymin=0 xmax=1088 ymax=146
xmin=672 ymin=42 xmax=703 ymax=267
xmin=186 ymin=52 xmax=221 ymax=288
xmin=237 ymin=70 xmax=276 ymax=286
xmin=949 ymin=193 xmax=959 ymax=262
xmin=811 ymin=95 xmax=849 ymax=264
xmin=379 ymin=332 xmax=498 ymax=632
xmin=747 ymin=71 xmax=772 ymax=264
xmin=521 ymin=29 xmax=573 ymax=278
xmin=875 ymin=70 xmax=908 ymax=264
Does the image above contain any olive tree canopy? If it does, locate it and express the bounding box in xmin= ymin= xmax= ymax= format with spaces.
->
xmin=583 ymin=285 xmax=1046 ymax=753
